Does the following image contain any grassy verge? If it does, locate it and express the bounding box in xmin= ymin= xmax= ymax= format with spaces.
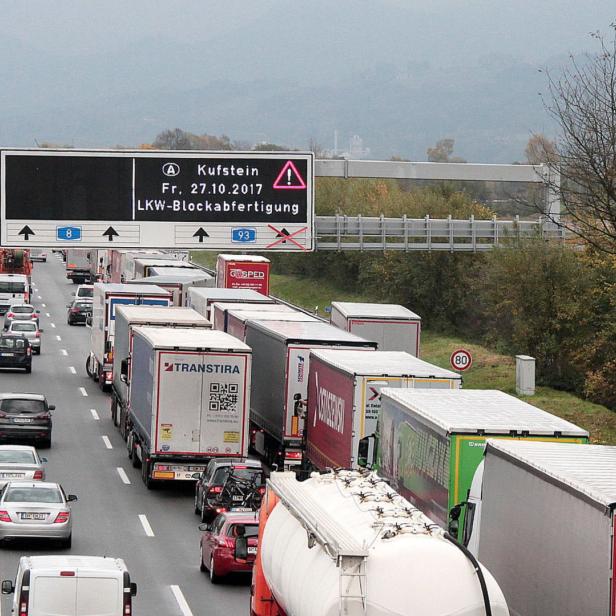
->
xmin=191 ymin=252 xmax=616 ymax=444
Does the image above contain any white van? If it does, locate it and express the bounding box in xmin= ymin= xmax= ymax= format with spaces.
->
xmin=0 ymin=274 xmax=30 ymax=314
xmin=2 ymin=555 xmax=137 ymax=616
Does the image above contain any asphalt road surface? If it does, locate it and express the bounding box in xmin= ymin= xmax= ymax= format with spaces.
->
xmin=0 ymin=254 xmax=249 ymax=616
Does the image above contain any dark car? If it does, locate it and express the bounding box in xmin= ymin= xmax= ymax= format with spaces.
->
xmin=0 ymin=335 xmax=32 ymax=373
xmin=67 ymin=299 xmax=93 ymax=325
xmin=194 ymin=458 xmax=264 ymax=522
xmin=199 ymin=511 xmax=259 ymax=582
xmin=0 ymin=394 xmax=54 ymax=448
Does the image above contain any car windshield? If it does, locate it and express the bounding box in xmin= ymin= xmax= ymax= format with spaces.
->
xmin=4 ymin=487 xmax=62 ymax=503
xmin=10 ymin=306 xmax=33 ymax=314
xmin=213 ymin=467 xmax=263 ymax=485
xmin=77 ymin=288 xmax=93 ymax=298
xmin=11 ymin=323 xmax=36 ymax=332
xmin=0 ymin=450 xmax=36 ymax=464
xmin=227 ymin=523 xmax=259 ymax=538
xmin=0 ymin=399 xmax=45 ymax=414
xmin=0 ymin=338 xmax=27 ymax=350
xmin=0 ymin=282 xmax=25 ymax=293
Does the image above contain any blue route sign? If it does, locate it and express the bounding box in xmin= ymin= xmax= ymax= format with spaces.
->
xmin=56 ymin=226 xmax=82 ymax=241
xmin=231 ymin=227 xmax=256 ymax=243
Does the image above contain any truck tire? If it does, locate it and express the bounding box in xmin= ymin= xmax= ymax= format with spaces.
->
xmin=111 ymin=399 xmax=118 ymax=426
xmin=142 ymin=459 xmax=154 ymax=490
xmin=85 ymin=355 xmax=95 ymax=379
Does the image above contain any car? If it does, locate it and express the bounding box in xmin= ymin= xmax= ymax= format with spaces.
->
xmin=0 ymin=445 xmax=46 ymax=487
xmin=67 ymin=298 xmax=93 ymax=325
xmin=0 ymin=334 xmax=32 ymax=373
xmin=29 ymin=250 xmax=47 ymax=263
xmin=73 ymin=284 xmax=94 ymax=300
xmin=0 ymin=394 xmax=54 ymax=448
xmin=199 ymin=511 xmax=259 ymax=582
xmin=7 ymin=320 xmax=41 ymax=353
xmin=3 ymin=303 xmax=40 ymax=330
xmin=194 ymin=458 xmax=265 ymax=522
xmin=0 ymin=481 xmax=76 ymax=547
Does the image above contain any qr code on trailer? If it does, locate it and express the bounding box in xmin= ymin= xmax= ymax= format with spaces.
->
xmin=209 ymin=383 xmax=239 ymax=412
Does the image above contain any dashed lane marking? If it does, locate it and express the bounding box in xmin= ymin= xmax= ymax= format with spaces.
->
xmin=170 ymin=586 xmax=194 ymax=616
xmin=50 ymin=323 xmax=56 ymax=328
xmin=102 ymin=435 xmax=113 ymax=449
xmin=60 ymin=349 xmax=68 ymax=356
xmin=69 ymin=366 xmax=76 ymax=374
xmin=138 ymin=514 xmax=155 ymax=537
xmin=117 ymin=467 xmax=131 ymax=484
xmin=79 ymin=387 xmax=88 ymax=397
xmin=90 ymin=409 xmax=100 ymax=421
xmin=56 ymin=335 xmax=62 ymax=341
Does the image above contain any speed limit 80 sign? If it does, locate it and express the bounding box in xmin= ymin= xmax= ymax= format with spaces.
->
xmin=450 ymin=349 xmax=473 ymax=372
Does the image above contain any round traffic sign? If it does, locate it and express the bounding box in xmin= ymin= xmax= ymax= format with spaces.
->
xmin=450 ymin=348 xmax=472 ymax=372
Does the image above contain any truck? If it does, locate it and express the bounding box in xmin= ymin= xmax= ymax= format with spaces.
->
xmin=377 ymin=388 xmax=589 ymax=543
xmin=226 ymin=307 xmax=317 ymax=341
xmin=470 ymin=440 xmax=615 ymax=616
xmin=250 ymin=470 xmax=509 ymax=616
xmin=330 ymin=301 xmax=422 ymax=356
xmin=125 ymin=271 xmax=214 ymax=306
xmin=87 ymin=283 xmax=172 ymax=389
xmin=108 ymin=250 xmax=178 ymax=283
xmin=125 ymin=326 xmax=251 ymax=488
xmin=305 ymin=350 xmax=461 ymax=471
xmin=187 ymin=287 xmax=275 ymax=320
xmin=111 ymin=305 xmax=212 ymax=439
xmin=210 ymin=301 xmax=288 ymax=332
xmin=216 ymin=254 xmax=271 ymax=295
xmin=245 ymin=320 xmax=377 ymax=467
xmin=132 ymin=257 xmax=197 ymax=279
xmin=65 ymin=249 xmax=92 ymax=284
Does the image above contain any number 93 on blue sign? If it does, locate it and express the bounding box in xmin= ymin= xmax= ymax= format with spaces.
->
xmin=231 ymin=227 xmax=256 ymax=243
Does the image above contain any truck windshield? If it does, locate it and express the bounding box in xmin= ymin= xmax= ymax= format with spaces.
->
xmin=0 ymin=282 xmax=25 ymax=293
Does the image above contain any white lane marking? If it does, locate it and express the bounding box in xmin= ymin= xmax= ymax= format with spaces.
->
xmin=101 ymin=435 xmax=113 ymax=449
xmin=45 ymin=312 xmax=50 ymax=317
xmin=138 ymin=514 xmax=155 ymax=537
xmin=41 ymin=303 xmax=46 ymax=308
xmin=37 ymin=295 xmax=42 ymax=300
xmin=117 ymin=467 xmax=131 ymax=484
xmin=79 ymin=387 xmax=88 ymax=397
xmin=60 ymin=349 xmax=68 ymax=356
xmin=50 ymin=323 xmax=56 ymax=328
xmin=56 ymin=335 xmax=62 ymax=341
xmin=170 ymin=586 xmax=194 ymax=616
xmin=69 ymin=366 xmax=76 ymax=374
xmin=90 ymin=409 xmax=100 ymax=420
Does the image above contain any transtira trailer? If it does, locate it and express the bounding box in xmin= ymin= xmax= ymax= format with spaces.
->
xmin=245 ymin=320 xmax=377 ymax=467
xmin=187 ymin=287 xmax=274 ymax=320
xmin=475 ymin=440 xmax=616 ymax=616
xmin=125 ymin=326 xmax=251 ymax=488
xmin=377 ymin=389 xmax=589 ymax=542
xmin=111 ymin=305 xmax=211 ymax=439
xmin=87 ymin=284 xmax=172 ymax=390
xmin=251 ymin=470 xmax=509 ymax=616
xmin=125 ymin=271 xmax=214 ymax=306
xmin=216 ymin=254 xmax=270 ymax=295
xmin=305 ymin=350 xmax=461 ymax=471
xmin=330 ymin=301 xmax=422 ymax=356
xmin=226 ymin=308 xmax=317 ymax=341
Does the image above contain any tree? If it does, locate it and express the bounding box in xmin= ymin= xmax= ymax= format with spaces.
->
xmin=524 ymin=134 xmax=557 ymax=165
xmin=537 ymin=25 xmax=616 ymax=253
xmin=152 ymin=128 xmax=193 ymax=150
xmin=426 ymin=138 xmax=466 ymax=163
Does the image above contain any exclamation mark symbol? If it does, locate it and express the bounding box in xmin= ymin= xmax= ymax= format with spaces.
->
xmin=287 ymin=168 xmax=292 ymax=185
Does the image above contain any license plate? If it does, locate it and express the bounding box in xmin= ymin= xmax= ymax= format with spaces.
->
xmin=230 ymin=507 xmax=252 ymax=512
xmin=20 ymin=512 xmax=46 ymax=520
xmin=0 ymin=353 xmax=14 ymax=357
xmin=233 ymin=495 xmax=243 ymax=501
xmin=247 ymin=546 xmax=257 ymax=554
xmin=1 ymin=473 xmax=23 ymax=478
xmin=13 ymin=418 xmax=32 ymax=423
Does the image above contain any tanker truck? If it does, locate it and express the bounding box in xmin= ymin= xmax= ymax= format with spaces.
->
xmin=250 ymin=469 xmax=509 ymax=616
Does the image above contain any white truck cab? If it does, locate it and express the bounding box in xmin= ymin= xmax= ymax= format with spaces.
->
xmin=2 ymin=555 xmax=137 ymax=616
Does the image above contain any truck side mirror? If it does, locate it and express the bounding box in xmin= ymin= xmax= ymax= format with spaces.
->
xmin=235 ymin=536 xmax=248 ymax=561
xmin=448 ymin=504 xmax=463 ymax=537
xmin=1 ymin=580 xmax=14 ymax=595
xmin=130 ymin=582 xmax=137 ymax=597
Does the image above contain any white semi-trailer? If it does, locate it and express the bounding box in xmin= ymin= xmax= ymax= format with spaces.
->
xmin=125 ymin=326 xmax=251 ymax=487
xmin=250 ymin=470 xmax=509 ymax=616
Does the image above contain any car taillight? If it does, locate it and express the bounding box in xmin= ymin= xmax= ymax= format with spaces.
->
xmin=0 ymin=510 xmax=11 ymax=522
xmin=218 ymin=536 xmax=234 ymax=548
xmin=30 ymin=314 xmax=37 ymax=319
xmin=208 ymin=485 xmax=223 ymax=494
xmin=6 ymin=313 xmax=14 ymax=318
xmin=215 ymin=507 xmax=227 ymax=514
xmin=26 ymin=348 xmax=31 ymax=357
xmin=70 ymin=308 xmax=79 ymax=313
xmin=54 ymin=511 xmax=70 ymax=523
xmin=33 ymin=470 xmax=43 ymax=480
xmin=123 ymin=572 xmax=133 ymax=616
xmin=258 ymin=486 xmax=266 ymax=495
xmin=286 ymin=452 xmax=302 ymax=460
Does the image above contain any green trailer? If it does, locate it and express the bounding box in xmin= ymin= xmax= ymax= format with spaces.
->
xmin=377 ymin=389 xmax=589 ymax=541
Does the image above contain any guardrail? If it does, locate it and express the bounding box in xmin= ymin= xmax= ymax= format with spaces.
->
xmin=315 ymin=215 xmax=566 ymax=252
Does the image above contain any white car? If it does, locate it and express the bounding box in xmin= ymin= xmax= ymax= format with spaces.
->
xmin=29 ymin=249 xmax=47 ymax=263
xmin=7 ymin=320 xmax=41 ymax=353
xmin=0 ymin=445 xmax=46 ymax=487
xmin=74 ymin=284 xmax=94 ymax=300
xmin=2 ymin=555 xmax=137 ymax=615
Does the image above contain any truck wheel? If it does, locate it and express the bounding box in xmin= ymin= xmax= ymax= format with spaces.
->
xmin=111 ymin=400 xmax=118 ymax=426
xmin=209 ymin=555 xmax=221 ymax=584
xmin=142 ymin=460 xmax=154 ymax=489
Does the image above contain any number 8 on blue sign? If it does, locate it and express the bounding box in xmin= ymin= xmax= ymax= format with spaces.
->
xmin=57 ymin=226 xmax=82 ymax=241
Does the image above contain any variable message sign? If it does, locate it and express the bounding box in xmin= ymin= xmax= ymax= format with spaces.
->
xmin=0 ymin=149 xmax=314 ymax=250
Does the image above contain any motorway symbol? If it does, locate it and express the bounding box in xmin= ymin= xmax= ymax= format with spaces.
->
xmin=162 ymin=162 xmax=180 ymax=177
xmin=450 ymin=348 xmax=473 ymax=372
xmin=273 ymin=160 xmax=306 ymax=190
xmin=57 ymin=226 xmax=82 ymax=241
xmin=231 ymin=227 xmax=256 ymax=243
xmin=193 ymin=228 xmax=210 ymax=243
xmin=102 ymin=226 xmax=119 ymax=242
xmin=18 ymin=225 xmax=35 ymax=240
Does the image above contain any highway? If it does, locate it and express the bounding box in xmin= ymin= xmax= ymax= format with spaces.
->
xmin=0 ymin=254 xmax=249 ymax=616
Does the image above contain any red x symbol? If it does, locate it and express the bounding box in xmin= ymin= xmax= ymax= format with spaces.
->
xmin=266 ymin=225 xmax=308 ymax=250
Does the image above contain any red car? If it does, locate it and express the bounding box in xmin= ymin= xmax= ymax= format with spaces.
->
xmin=199 ymin=511 xmax=259 ymax=583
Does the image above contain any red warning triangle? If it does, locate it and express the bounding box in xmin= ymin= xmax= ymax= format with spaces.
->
xmin=273 ymin=160 xmax=306 ymax=190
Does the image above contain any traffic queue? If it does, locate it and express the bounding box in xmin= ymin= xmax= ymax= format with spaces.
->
xmin=2 ymin=247 xmax=613 ymax=616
